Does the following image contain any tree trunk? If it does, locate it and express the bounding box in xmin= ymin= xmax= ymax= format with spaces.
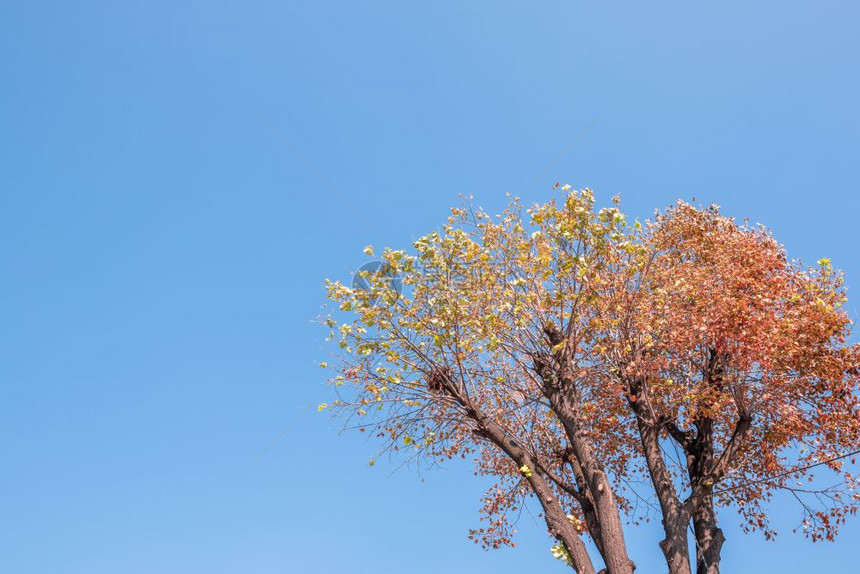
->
xmin=547 ymin=389 xmax=636 ymax=574
xmin=530 ymin=336 xmax=635 ymax=574
xmin=691 ymin=495 xmax=724 ymax=574
xmin=447 ymin=384 xmax=598 ymax=574
xmin=634 ymin=415 xmax=692 ymax=574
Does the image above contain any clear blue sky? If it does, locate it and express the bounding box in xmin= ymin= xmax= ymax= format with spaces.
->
xmin=1 ymin=1 xmax=858 ymax=573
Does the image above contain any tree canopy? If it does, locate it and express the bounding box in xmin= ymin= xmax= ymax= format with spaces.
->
xmin=321 ymin=189 xmax=859 ymax=574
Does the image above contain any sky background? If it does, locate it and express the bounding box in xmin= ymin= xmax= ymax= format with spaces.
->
xmin=1 ymin=1 xmax=859 ymax=573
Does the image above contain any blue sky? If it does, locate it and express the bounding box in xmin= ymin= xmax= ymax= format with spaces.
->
xmin=1 ymin=1 xmax=858 ymax=572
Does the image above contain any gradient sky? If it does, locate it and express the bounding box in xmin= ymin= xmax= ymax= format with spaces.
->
xmin=2 ymin=1 xmax=858 ymax=573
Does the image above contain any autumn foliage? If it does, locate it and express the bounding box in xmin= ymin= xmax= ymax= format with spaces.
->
xmin=321 ymin=189 xmax=859 ymax=574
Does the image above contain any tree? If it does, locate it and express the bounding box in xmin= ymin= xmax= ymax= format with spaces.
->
xmin=321 ymin=189 xmax=860 ymax=574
